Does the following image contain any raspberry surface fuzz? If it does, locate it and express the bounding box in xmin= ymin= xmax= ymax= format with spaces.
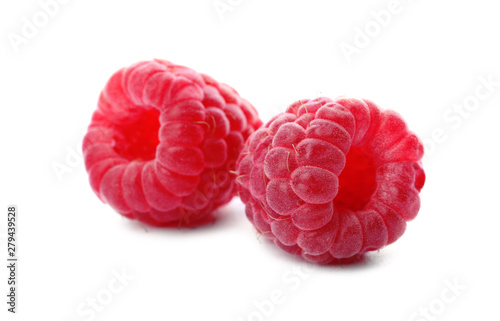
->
xmin=83 ymin=60 xmax=262 ymax=227
xmin=236 ymin=97 xmax=425 ymax=263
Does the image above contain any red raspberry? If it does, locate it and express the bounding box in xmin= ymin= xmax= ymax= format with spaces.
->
xmin=236 ymin=97 xmax=425 ymax=264
xmin=83 ymin=60 xmax=262 ymax=227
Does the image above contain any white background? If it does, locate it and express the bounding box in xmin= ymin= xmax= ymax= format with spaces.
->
xmin=1 ymin=0 xmax=499 ymax=320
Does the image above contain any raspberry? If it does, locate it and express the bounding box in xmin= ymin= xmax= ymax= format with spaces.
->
xmin=83 ymin=60 xmax=262 ymax=227
xmin=236 ymin=97 xmax=425 ymax=264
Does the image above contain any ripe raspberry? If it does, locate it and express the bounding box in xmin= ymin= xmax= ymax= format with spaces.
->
xmin=83 ymin=60 xmax=262 ymax=227
xmin=236 ymin=97 xmax=425 ymax=264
